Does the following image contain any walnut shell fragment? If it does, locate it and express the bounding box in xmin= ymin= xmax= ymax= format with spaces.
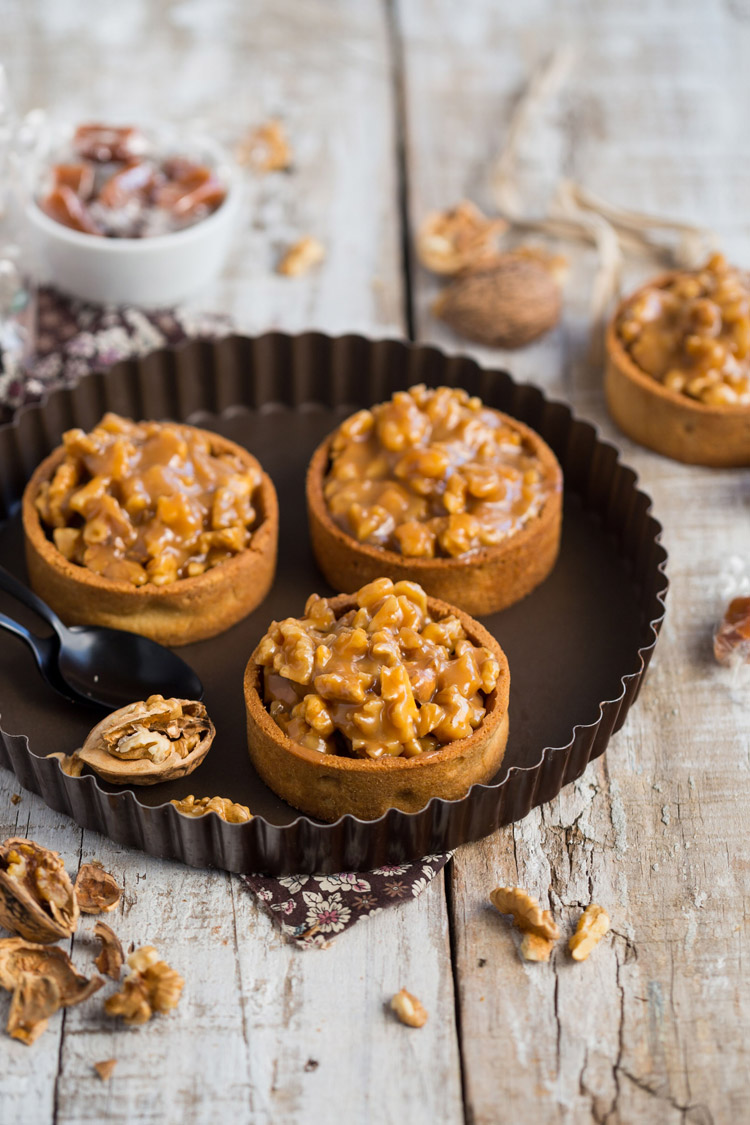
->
xmin=74 ymin=864 xmax=123 ymax=915
xmin=104 ymin=945 xmax=184 ymax=1026
xmin=390 ymin=988 xmax=428 ymax=1028
xmin=46 ymin=752 xmax=84 ymax=777
xmin=94 ymin=922 xmax=125 ymax=981
xmin=416 ymin=200 xmax=507 ymax=275
xmin=569 ymin=904 xmax=610 ymax=961
xmin=0 ymin=838 xmax=79 ymax=943
xmin=433 ymin=253 xmax=561 ymax=348
xmin=170 ymin=795 xmax=253 ymax=823
xmin=77 ymin=696 xmax=215 ymax=786
xmin=0 ymin=937 xmax=104 ymax=1045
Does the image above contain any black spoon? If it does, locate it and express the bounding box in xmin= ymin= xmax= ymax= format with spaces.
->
xmin=0 ymin=564 xmax=203 ymax=710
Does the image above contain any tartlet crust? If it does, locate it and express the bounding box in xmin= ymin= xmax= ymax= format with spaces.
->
xmin=605 ymin=272 xmax=750 ymax=467
xmin=22 ymin=425 xmax=279 ymax=646
xmin=244 ymin=592 xmax=510 ymax=822
xmin=305 ymin=414 xmax=562 ymax=618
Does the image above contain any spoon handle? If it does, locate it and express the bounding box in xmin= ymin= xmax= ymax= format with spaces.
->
xmin=0 ymin=563 xmax=65 ymax=634
xmin=0 ymin=612 xmax=79 ymax=705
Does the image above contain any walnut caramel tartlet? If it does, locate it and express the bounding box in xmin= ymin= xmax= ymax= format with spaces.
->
xmin=606 ymin=254 xmax=750 ymax=465
xmin=244 ymin=577 xmax=510 ymax=821
xmin=306 ymin=386 xmax=562 ymax=617
xmin=23 ymin=413 xmax=278 ymax=645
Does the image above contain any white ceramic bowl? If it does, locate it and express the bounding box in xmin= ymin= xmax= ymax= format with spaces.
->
xmin=25 ymin=134 xmax=241 ymax=307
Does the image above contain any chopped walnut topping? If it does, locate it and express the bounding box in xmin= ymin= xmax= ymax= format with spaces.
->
xmin=94 ymin=922 xmax=125 ymax=980
xmin=569 ymin=904 xmax=610 ymax=961
xmin=490 ymin=885 xmax=560 ymax=961
xmin=74 ymin=864 xmax=122 ymax=915
xmin=390 ymin=988 xmax=428 ymax=1027
xmin=236 ymin=119 xmax=292 ymax=172
xmin=277 ymin=236 xmax=325 ymax=277
xmin=104 ymin=945 xmax=184 ymax=1025
xmin=94 ymin=1058 xmax=117 ymax=1082
xmin=416 ymin=200 xmax=507 ymax=275
xmin=170 ymin=795 xmax=253 ymax=823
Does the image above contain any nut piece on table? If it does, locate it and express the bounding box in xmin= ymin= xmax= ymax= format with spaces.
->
xmin=416 ymin=200 xmax=507 ymax=275
xmin=390 ymin=988 xmax=428 ymax=1028
xmin=0 ymin=937 xmax=103 ymax=1045
xmin=0 ymin=838 xmax=79 ymax=943
xmin=569 ymin=904 xmax=610 ymax=962
xmin=74 ymin=863 xmax=123 ymax=915
xmin=714 ymin=596 xmax=750 ymax=666
xmin=277 ymin=236 xmax=325 ymax=277
xmin=94 ymin=1059 xmax=117 ymax=1082
xmin=76 ymin=696 xmax=215 ymax=786
xmin=170 ymin=795 xmax=253 ymax=823
xmin=104 ymin=945 xmax=184 ymax=1025
xmin=94 ymin=922 xmax=125 ymax=981
xmin=433 ymin=252 xmax=562 ymax=348
xmin=236 ymin=119 xmax=292 ymax=172
xmin=490 ymin=885 xmax=560 ymax=962
xmin=46 ymin=752 xmax=84 ymax=777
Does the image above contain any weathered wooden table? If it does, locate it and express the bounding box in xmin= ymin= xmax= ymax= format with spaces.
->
xmin=2 ymin=2 xmax=749 ymax=1121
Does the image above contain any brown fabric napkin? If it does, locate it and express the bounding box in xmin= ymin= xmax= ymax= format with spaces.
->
xmin=242 ymin=854 xmax=452 ymax=948
xmin=0 ymin=287 xmax=454 ymax=947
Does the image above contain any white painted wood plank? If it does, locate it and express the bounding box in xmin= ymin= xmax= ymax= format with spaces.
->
xmin=399 ymin=0 xmax=750 ymax=1120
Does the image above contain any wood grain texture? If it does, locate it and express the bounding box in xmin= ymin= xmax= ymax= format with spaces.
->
xmin=398 ymin=0 xmax=750 ymax=1120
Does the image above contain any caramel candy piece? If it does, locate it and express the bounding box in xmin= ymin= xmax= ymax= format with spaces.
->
xmin=40 ymin=186 xmax=102 ymax=235
xmin=155 ymin=163 xmax=226 ymax=218
xmin=98 ymin=160 xmax=156 ymax=209
xmin=51 ymin=163 xmax=94 ymax=199
xmin=73 ymin=123 xmax=145 ymax=163
xmin=714 ymin=596 xmax=750 ymax=665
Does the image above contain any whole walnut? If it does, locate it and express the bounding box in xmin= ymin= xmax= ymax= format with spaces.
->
xmin=434 ymin=253 xmax=562 ymax=348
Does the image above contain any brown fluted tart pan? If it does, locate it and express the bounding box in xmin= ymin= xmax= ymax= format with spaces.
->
xmin=0 ymin=333 xmax=668 ymax=875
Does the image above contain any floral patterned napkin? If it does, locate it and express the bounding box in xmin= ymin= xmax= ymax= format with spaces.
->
xmin=0 ymin=286 xmax=453 ymax=949
xmin=242 ymin=855 xmax=452 ymax=948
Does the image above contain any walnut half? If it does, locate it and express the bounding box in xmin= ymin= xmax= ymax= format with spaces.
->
xmin=76 ymin=696 xmax=215 ymax=786
xmin=569 ymin=904 xmax=610 ymax=961
xmin=490 ymin=885 xmax=560 ymax=962
xmin=0 ymin=838 xmax=79 ymax=944
xmin=74 ymin=863 xmax=123 ymax=915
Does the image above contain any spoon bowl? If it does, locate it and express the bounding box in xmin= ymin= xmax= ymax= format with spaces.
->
xmin=0 ymin=564 xmax=203 ymax=710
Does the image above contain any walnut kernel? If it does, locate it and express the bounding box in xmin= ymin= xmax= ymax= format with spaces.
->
xmin=236 ymin=119 xmax=292 ymax=172
xmin=569 ymin=904 xmax=610 ymax=961
xmin=104 ymin=945 xmax=184 ymax=1025
xmin=170 ymin=795 xmax=253 ymax=823
xmin=416 ymin=200 xmax=507 ymax=275
xmin=490 ymin=885 xmax=560 ymax=942
xmin=390 ymin=988 xmax=428 ymax=1028
xmin=277 ymin=236 xmax=325 ymax=277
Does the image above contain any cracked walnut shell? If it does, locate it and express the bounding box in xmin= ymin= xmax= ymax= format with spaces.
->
xmin=105 ymin=945 xmax=184 ymax=1025
xmin=74 ymin=863 xmax=123 ymax=914
xmin=0 ymin=838 xmax=79 ymax=944
xmin=0 ymin=938 xmax=103 ymax=1045
xmin=76 ymin=696 xmax=215 ymax=785
xmin=569 ymin=904 xmax=610 ymax=961
xmin=94 ymin=921 xmax=124 ymax=980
